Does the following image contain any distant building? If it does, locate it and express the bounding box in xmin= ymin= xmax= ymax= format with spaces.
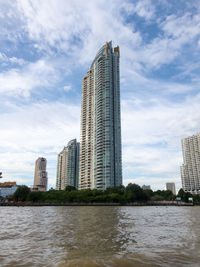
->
xmin=56 ymin=139 xmax=79 ymax=190
xmin=0 ymin=182 xmax=18 ymax=198
xmin=180 ymin=133 xmax=200 ymax=194
xmin=142 ymin=185 xmax=151 ymax=190
xmin=33 ymin=157 xmax=48 ymax=191
xmin=166 ymin=183 xmax=176 ymax=195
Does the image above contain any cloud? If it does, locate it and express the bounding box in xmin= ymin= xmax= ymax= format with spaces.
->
xmin=0 ymin=53 xmax=25 ymax=66
xmin=14 ymin=0 xmax=142 ymax=64
xmin=119 ymin=9 xmax=200 ymax=73
xmin=63 ymin=84 xmax=72 ymax=92
xmin=121 ymin=0 xmax=155 ymax=20
xmin=2 ymin=0 xmax=198 ymax=77
xmin=0 ymin=101 xmax=80 ymax=188
xmin=161 ymin=13 xmax=200 ymax=40
xmin=16 ymin=0 xmax=90 ymax=54
xmin=121 ymin=92 xmax=200 ymax=190
xmin=0 ymin=59 xmax=59 ymax=97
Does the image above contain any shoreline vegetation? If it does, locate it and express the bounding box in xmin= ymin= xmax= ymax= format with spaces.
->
xmin=0 ymin=201 xmax=194 ymax=206
xmin=1 ymin=183 xmax=199 ymax=206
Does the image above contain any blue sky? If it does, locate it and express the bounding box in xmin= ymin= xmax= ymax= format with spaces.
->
xmin=0 ymin=0 xmax=200 ymax=191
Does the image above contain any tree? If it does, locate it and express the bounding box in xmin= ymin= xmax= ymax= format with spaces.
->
xmin=13 ymin=185 xmax=30 ymax=202
xmin=65 ymin=185 xmax=77 ymax=192
xmin=177 ymin=188 xmax=185 ymax=198
xmin=105 ymin=185 xmax=125 ymax=195
xmin=126 ymin=183 xmax=147 ymax=201
xmin=153 ymin=190 xmax=174 ymax=201
xmin=6 ymin=194 xmax=14 ymax=202
xmin=143 ymin=189 xmax=154 ymax=200
xmin=193 ymin=194 xmax=200 ymax=203
xmin=28 ymin=191 xmax=44 ymax=202
xmin=151 ymin=194 xmax=164 ymax=201
xmin=177 ymin=188 xmax=192 ymax=202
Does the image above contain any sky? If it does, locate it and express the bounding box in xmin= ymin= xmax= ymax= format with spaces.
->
xmin=0 ymin=0 xmax=200 ymax=191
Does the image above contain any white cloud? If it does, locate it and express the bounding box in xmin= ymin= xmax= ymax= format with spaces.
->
xmin=14 ymin=0 xmax=142 ymax=65
xmin=161 ymin=13 xmax=200 ymax=40
xmin=0 ymin=101 xmax=80 ymax=188
xmin=16 ymin=0 xmax=90 ymax=52
xmin=120 ymin=11 xmax=200 ymax=72
xmin=0 ymin=59 xmax=59 ymax=97
xmin=1 ymin=0 xmax=197 ymax=77
xmin=63 ymin=84 xmax=72 ymax=92
xmin=121 ymin=93 xmax=200 ymax=190
xmin=0 ymin=0 xmax=199 ymax=75
xmin=122 ymin=0 xmax=155 ymax=20
xmin=0 ymin=53 xmax=25 ymax=66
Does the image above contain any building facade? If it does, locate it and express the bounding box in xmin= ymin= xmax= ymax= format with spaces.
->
xmin=142 ymin=185 xmax=151 ymax=190
xmin=79 ymin=41 xmax=122 ymax=190
xmin=166 ymin=183 xmax=176 ymax=195
xmin=56 ymin=139 xmax=79 ymax=190
xmin=180 ymin=133 xmax=200 ymax=194
xmin=0 ymin=182 xmax=18 ymax=198
xmin=33 ymin=157 xmax=48 ymax=191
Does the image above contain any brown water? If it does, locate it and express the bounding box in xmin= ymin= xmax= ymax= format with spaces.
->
xmin=0 ymin=206 xmax=200 ymax=267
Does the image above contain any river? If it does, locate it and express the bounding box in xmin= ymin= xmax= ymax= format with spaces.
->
xmin=0 ymin=206 xmax=200 ymax=266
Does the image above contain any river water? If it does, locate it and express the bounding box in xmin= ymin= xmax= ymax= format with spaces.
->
xmin=0 ymin=206 xmax=200 ymax=266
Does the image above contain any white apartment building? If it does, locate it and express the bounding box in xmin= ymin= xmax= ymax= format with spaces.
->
xmin=180 ymin=133 xmax=200 ymax=194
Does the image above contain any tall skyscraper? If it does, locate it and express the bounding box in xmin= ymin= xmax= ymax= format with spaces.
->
xmin=33 ymin=157 xmax=48 ymax=191
xmin=180 ymin=133 xmax=200 ymax=194
xmin=79 ymin=41 xmax=122 ymax=190
xmin=56 ymin=139 xmax=79 ymax=190
xmin=166 ymin=183 xmax=176 ymax=195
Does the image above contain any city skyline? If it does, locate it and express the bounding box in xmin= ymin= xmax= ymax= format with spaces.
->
xmin=1 ymin=1 xmax=200 ymax=191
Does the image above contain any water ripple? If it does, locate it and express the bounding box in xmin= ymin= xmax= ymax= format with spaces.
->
xmin=0 ymin=206 xmax=200 ymax=266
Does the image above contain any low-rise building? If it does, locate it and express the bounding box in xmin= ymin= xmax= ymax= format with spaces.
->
xmin=0 ymin=182 xmax=18 ymax=198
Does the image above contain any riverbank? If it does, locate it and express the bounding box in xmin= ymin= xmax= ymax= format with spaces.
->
xmin=0 ymin=201 xmax=194 ymax=206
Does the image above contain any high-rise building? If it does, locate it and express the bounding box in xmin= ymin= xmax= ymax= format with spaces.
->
xmin=33 ymin=157 xmax=48 ymax=191
xmin=79 ymin=41 xmax=122 ymax=190
xmin=56 ymin=139 xmax=79 ymax=190
xmin=180 ymin=133 xmax=200 ymax=194
xmin=166 ymin=182 xmax=176 ymax=195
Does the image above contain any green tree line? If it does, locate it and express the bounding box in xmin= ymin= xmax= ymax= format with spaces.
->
xmin=12 ymin=183 xmax=200 ymax=204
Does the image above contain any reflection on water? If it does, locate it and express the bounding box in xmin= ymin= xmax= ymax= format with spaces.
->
xmin=0 ymin=206 xmax=200 ymax=266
